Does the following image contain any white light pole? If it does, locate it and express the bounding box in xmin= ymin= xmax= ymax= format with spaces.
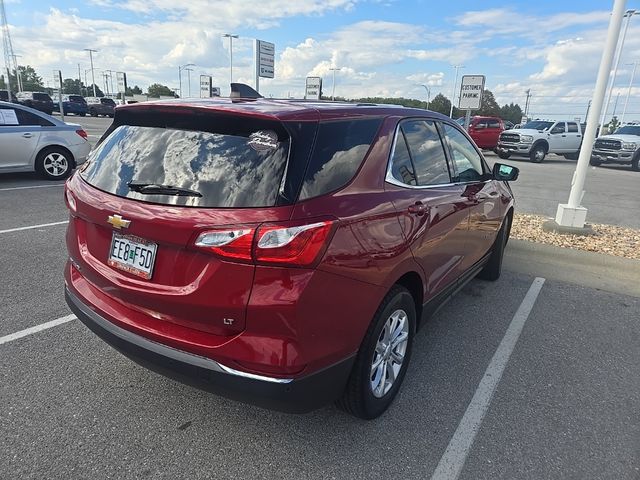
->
xmin=330 ymin=67 xmax=341 ymax=100
xmin=598 ymin=9 xmax=637 ymax=136
xmin=419 ymin=84 xmax=431 ymax=110
xmin=449 ymin=65 xmax=464 ymax=118
xmin=185 ymin=67 xmax=193 ymax=97
xmin=223 ymin=33 xmax=238 ymax=85
xmin=178 ymin=63 xmax=195 ymax=98
xmin=84 ymin=48 xmax=98 ymax=97
xmin=620 ymin=61 xmax=637 ymax=125
xmin=553 ymin=0 xmax=627 ymax=230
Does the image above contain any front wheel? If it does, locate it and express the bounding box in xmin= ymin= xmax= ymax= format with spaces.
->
xmin=530 ymin=144 xmax=546 ymax=163
xmin=337 ymin=286 xmax=416 ymax=419
xmin=632 ymin=154 xmax=640 ymax=172
xmin=35 ymin=147 xmax=73 ymax=180
xmin=590 ymin=157 xmax=602 ymax=166
xmin=498 ymin=151 xmax=511 ymax=160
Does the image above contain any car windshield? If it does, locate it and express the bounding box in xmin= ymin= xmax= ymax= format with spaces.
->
xmin=614 ymin=125 xmax=640 ymax=136
xmin=522 ymin=121 xmax=553 ymax=131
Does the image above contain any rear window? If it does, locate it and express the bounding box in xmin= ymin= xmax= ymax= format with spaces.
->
xmin=81 ymin=120 xmax=291 ymax=208
xmin=298 ymin=118 xmax=382 ymax=200
xmin=68 ymin=95 xmax=85 ymax=103
xmin=33 ymin=93 xmax=52 ymax=101
xmin=101 ymin=98 xmax=116 ymax=106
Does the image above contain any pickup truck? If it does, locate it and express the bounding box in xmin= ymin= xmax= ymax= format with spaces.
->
xmin=590 ymin=125 xmax=640 ymax=171
xmin=497 ymin=120 xmax=583 ymax=163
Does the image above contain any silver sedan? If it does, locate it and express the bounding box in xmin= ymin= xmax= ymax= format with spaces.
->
xmin=0 ymin=100 xmax=91 ymax=180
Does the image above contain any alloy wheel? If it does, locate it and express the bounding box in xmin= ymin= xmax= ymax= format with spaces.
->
xmin=370 ymin=309 xmax=409 ymax=398
xmin=43 ymin=152 xmax=69 ymax=178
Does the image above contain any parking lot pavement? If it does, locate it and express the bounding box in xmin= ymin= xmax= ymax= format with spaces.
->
xmin=1 ymin=174 xmax=639 ymax=479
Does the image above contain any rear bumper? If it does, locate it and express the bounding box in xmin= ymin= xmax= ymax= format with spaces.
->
xmin=591 ymin=149 xmax=634 ymax=164
xmin=65 ymin=286 xmax=354 ymax=413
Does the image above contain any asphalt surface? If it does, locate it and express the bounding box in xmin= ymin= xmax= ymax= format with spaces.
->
xmin=1 ymin=119 xmax=639 ymax=479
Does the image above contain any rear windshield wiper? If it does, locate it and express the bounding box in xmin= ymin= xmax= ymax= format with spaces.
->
xmin=127 ymin=181 xmax=202 ymax=197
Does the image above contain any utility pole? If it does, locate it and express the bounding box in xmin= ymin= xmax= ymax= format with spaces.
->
xmin=1 ymin=0 xmax=18 ymax=95
xmin=449 ymin=65 xmax=464 ymax=118
xmin=10 ymin=53 xmax=21 ymax=91
xmin=222 ymin=33 xmax=238 ymax=85
xmin=585 ymin=100 xmax=592 ymax=121
xmin=84 ymin=48 xmax=98 ymax=96
xmin=330 ymin=67 xmax=341 ymax=100
xmin=621 ymin=61 xmax=637 ymax=124
xmin=551 ymin=0 xmax=627 ymax=231
xmin=77 ymin=63 xmax=82 ymax=95
xmin=524 ymin=89 xmax=532 ymax=116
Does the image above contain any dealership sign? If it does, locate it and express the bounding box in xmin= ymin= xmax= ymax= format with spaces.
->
xmin=305 ymin=77 xmax=322 ymax=100
xmin=458 ymin=75 xmax=485 ymax=110
xmin=256 ymin=40 xmax=275 ymax=78
xmin=116 ymin=72 xmax=127 ymax=94
xmin=200 ymin=75 xmax=213 ymax=98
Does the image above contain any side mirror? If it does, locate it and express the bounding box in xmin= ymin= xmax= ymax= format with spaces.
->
xmin=493 ymin=163 xmax=519 ymax=182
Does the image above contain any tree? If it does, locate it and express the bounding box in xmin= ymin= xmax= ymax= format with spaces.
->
xmin=1 ymin=65 xmax=45 ymax=92
xmin=429 ymin=93 xmax=452 ymax=116
xmin=85 ymin=84 xmax=105 ymax=97
xmin=62 ymin=78 xmax=85 ymax=95
xmin=607 ymin=116 xmax=620 ymax=133
xmin=477 ymin=89 xmax=500 ymax=117
xmin=499 ymin=102 xmax=523 ymax=124
xmin=147 ymin=83 xmax=175 ymax=97
xmin=126 ymin=85 xmax=143 ymax=95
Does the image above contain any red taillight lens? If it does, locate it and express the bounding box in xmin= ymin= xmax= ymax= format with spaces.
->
xmin=76 ymin=129 xmax=88 ymax=140
xmin=194 ymin=227 xmax=255 ymax=261
xmin=64 ymin=186 xmax=77 ymax=213
xmin=255 ymin=220 xmax=335 ymax=266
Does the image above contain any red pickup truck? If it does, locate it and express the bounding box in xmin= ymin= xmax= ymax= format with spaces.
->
xmin=458 ymin=116 xmax=505 ymax=150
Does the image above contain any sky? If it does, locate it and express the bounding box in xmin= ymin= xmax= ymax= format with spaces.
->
xmin=3 ymin=0 xmax=640 ymax=121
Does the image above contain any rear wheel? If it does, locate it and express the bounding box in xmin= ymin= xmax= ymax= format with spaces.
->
xmin=478 ymin=214 xmax=511 ymax=281
xmin=90 ymin=108 xmax=97 ymax=117
xmin=530 ymin=144 xmax=546 ymax=163
xmin=35 ymin=147 xmax=73 ymax=180
xmin=337 ymin=286 xmax=416 ymax=419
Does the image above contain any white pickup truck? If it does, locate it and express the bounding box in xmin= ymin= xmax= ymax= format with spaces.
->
xmin=497 ymin=120 xmax=583 ymax=163
xmin=590 ymin=124 xmax=640 ymax=171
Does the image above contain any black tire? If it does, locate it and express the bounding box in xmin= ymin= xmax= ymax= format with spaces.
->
xmin=336 ymin=286 xmax=416 ymax=419
xmin=632 ymin=153 xmax=640 ymax=172
xmin=498 ymin=151 xmax=511 ymax=160
xmin=478 ymin=214 xmax=511 ymax=281
xmin=90 ymin=108 xmax=97 ymax=117
xmin=35 ymin=146 xmax=74 ymax=180
xmin=589 ymin=157 xmax=602 ymax=166
xmin=79 ymin=112 xmax=86 ymax=117
xmin=530 ymin=144 xmax=546 ymax=163
xmin=564 ymin=152 xmax=579 ymax=160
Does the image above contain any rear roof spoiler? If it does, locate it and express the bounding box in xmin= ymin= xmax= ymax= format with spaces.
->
xmin=230 ymin=83 xmax=263 ymax=99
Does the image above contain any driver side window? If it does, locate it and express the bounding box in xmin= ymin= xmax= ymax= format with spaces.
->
xmin=552 ymin=122 xmax=566 ymax=134
xmin=443 ymin=124 xmax=485 ymax=183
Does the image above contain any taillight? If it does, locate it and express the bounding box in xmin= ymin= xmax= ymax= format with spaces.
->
xmin=65 ymin=187 xmax=77 ymax=213
xmin=76 ymin=129 xmax=88 ymax=140
xmin=194 ymin=227 xmax=255 ymax=262
xmin=255 ymin=220 xmax=334 ymax=266
xmin=193 ymin=219 xmax=336 ymax=267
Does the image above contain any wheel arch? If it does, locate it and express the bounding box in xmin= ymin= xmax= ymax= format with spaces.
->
xmin=393 ymin=271 xmax=424 ymax=328
xmin=35 ymin=144 xmax=76 ymax=169
xmin=532 ymin=139 xmax=549 ymax=152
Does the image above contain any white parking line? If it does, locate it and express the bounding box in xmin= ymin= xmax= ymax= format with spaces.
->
xmin=0 ymin=184 xmax=65 ymax=192
xmin=430 ymin=277 xmax=546 ymax=480
xmin=0 ymin=220 xmax=69 ymax=234
xmin=0 ymin=315 xmax=76 ymax=346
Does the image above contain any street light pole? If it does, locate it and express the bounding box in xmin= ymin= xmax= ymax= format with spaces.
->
xmin=330 ymin=67 xmax=341 ymax=100
xmin=178 ymin=63 xmax=195 ymax=98
xmin=10 ymin=54 xmax=22 ymax=91
xmin=419 ymin=84 xmax=431 ymax=110
xmin=449 ymin=65 xmax=464 ymax=118
xmin=620 ymin=61 xmax=637 ymax=125
xmin=84 ymin=48 xmax=98 ymax=97
xmin=552 ymin=0 xmax=627 ymax=230
xmin=598 ymin=9 xmax=637 ymax=136
xmin=186 ymin=67 xmax=193 ymax=97
xmin=223 ymin=33 xmax=238 ymax=85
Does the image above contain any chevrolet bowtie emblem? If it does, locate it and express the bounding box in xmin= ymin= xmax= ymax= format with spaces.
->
xmin=107 ymin=214 xmax=131 ymax=229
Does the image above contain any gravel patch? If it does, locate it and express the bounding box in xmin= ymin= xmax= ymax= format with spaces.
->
xmin=511 ymin=213 xmax=640 ymax=260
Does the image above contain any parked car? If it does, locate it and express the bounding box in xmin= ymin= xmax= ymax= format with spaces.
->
xmin=0 ymin=89 xmax=18 ymax=103
xmin=0 ymin=101 xmax=90 ymax=179
xmin=64 ymin=95 xmax=518 ymax=419
xmin=85 ymin=97 xmax=116 ymax=117
xmin=503 ymin=120 xmax=515 ymax=130
xmin=52 ymin=94 xmax=88 ymax=116
xmin=497 ymin=120 xmax=583 ymax=162
xmin=466 ymin=116 xmax=505 ymax=150
xmin=16 ymin=91 xmax=55 ymax=115
xmin=590 ymin=124 xmax=640 ymax=171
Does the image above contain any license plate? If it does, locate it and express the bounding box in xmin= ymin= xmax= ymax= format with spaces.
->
xmin=108 ymin=233 xmax=157 ymax=280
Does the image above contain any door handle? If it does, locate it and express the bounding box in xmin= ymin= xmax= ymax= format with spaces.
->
xmin=408 ymin=202 xmax=427 ymax=216
xmin=22 ymin=133 xmax=33 ymax=138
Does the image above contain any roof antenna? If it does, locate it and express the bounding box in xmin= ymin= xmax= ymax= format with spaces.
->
xmin=230 ymin=83 xmax=263 ymax=99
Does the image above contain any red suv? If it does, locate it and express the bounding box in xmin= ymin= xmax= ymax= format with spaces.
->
xmin=64 ymin=97 xmax=518 ymax=419
xmin=464 ymin=116 xmax=505 ymax=150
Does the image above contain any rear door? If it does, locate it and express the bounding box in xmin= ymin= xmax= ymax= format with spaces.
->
xmin=484 ymin=118 xmax=503 ymax=149
xmin=0 ymin=106 xmax=44 ymax=168
xmin=71 ymin=108 xmax=310 ymax=337
xmin=441 ymin=122 xmax=503 ymax=269
xmin=566 ymin=122 xmax=582 ymax=151
xmin=385 ymin=119 xmax=469 ymax=297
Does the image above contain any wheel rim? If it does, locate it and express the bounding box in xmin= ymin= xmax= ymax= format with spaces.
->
xmin=370 ymin=309 xmax=409 ymax=398
xmin=534 ymin=149 xmax=544 ymax=161
xmin=43 ymin=152 xmax=69 ymax=177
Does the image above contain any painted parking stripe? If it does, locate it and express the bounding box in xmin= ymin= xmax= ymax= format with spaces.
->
xmin=0 ymin=220 xmax=69 ymax=234
xmin=430 ymin=277 xmax=546 ymax=480
xmin=0 ymin=184 xmax=65 ymax=192
xmin=0 ymin=315 xmax=76 ymax=346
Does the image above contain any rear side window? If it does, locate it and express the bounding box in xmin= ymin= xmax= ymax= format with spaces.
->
xmin=567 ymin=122 xmax=578 ymax=133
xmin=298 ymin=118 xmax=381 ymax=200
xmin=16 ymin=109 xmax=53 ymax=126
xmin=82 ymin=119 xmax=291 ymax=208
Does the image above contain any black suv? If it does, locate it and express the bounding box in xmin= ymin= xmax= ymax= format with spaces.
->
xmin=86 ymin=97 xmax=116 ymax=117
xmin=16 ymin=91 xmax=55 ymax=115
xmin=0 ymin=89 xmax=18 ymax=103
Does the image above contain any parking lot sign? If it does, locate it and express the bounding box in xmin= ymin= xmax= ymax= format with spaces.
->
xmin=305 ymin=77 xmax=322 ymax=100
xmin=116 ymin=72 xmax=127 ymax=93
xmin=256 ymin=40 xmax=275 ymax=79
xmin=200 ymin=75 xmax=212 ymax=98
xmin=458 ymin=75 xmax=485 ymax=110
